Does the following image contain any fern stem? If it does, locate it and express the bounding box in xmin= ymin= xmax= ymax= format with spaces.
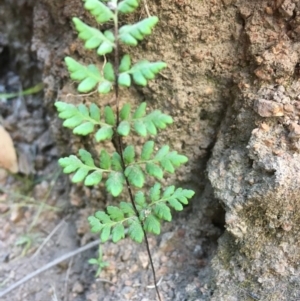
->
xmin=119 ymin=153 xmax=162 ymax=301
xmin=112 ymin=7 xmax=161 ymax=301
xmin=113 ymin=11 xmax=120 ymax=123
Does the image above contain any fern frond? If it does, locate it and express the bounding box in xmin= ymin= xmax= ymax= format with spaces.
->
xmin=59 ymin=149 xmax=126 ymax=196
xmin=72 ymin=18 xmax=115 ymax=55
xmin=118 ymin=0 xmax=140 ymax=14
xmin=83 ymin=0 xmax=114 ymax=23
xmin=119 ymin=17 xmax=159 ymax=46
xmin=55 ymin=102 xmax=116 ymax=142
xmin=64 ymin=57 xmax=113 ymax=93
xmin=116 ymin=102 xmax=173 ymax=137
xmin=88 ymin=202 xmax=142 ymax=243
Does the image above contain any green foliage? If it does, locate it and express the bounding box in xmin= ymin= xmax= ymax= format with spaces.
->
xmin=64 ymin=57 xmax=114 ymax=93
xmin=118 ymin=56 xmax=167 ymax=87
xmin=88 ymin=202 xmax=140 ymax=242
xmin=55 ymin=101 xmax=117 ymax=142
xmin=83 ymin=0 xmax=114 ymax=23
xmin=118 ymin=0 xmax=140 ymax=14
xmin=88 ymin=245 xmax=109 ymax=277
xmin=56 ymin=0 xmax=195 ymax=286
xmin=116 ymin=102 xmax=173 ymax=137
xmin=119 ymin=17 xmax=159 ymax=46
xmin=72 ymin=18 xmax=115 ymax=55
xmin=58 ymin=149 xmax=126 ymax=196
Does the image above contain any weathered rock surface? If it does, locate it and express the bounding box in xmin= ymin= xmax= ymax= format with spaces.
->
xmin=208 ymin=1 xmax=300 ymax=299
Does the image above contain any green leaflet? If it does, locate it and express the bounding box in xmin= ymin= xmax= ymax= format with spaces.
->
xmin=153 ymin=203 xmax=172 ymax=222
xmin=133 ymin=102 xmax=146 ymax=118
xmin=72 ymin=18 xmax=115 ymax=55
xmin=145 ymin=162 xmax=163 ymax=180
xmin=144 ymin=214 xmax=160 ymax=235
xmin=156 ymin=185 xmax=195 ymax=212
xmin=120 ymin=103 xmax=131 ymax=120
xmin=119 ymin=55 xmax=131 ymax=72
xmin=106 ymin=172 xmax=125 ymax=196
xmin=111 ymin=152 xmax=123 ymax=171
xmin=124 ymin=165 xmax=144 ymax=188
xmin=88 ymin=216 xmax=103 ymax=233
xmin=123 ymin=145 xmax=135 ymax=164
xmin=150 ymin=183 xmax=161 ymax=202
xmin=117 ymin=120 xmax=130 ymax=136
xmin=119 ymin=17 xmax=159 ymax=46
xmin=153 ymin=146 xmax=188 ymax=174
xmin=112 ymin=223 xmax=125 ymax=242
xmin=64 ymin=57 xmax=113 ymax=93
xmin=79 ymin=149 xmax=95 ymax=167
xmin=132 ymin=103 xmax=173 ymax=137
xmin=73 ymin=122 xmax=94 ymax=135
xmin=128 ymin=219 xmax=144 ymax=243
xmin=107 ymin=206 xmax=124 ymax=221
xmin=134 ymin=191 xmax=146 ymax=206
xmin=141 ymin=141 xmax=154 ymax=160
xmin=65 ymin=57 xmax=102 ymax=92
xmin=55 ymin=101 xmax=114 ymax=141
xmin=90 ymin=103 xmax=100 ymax=121
xmin=118 ymin=73 xmax=131 ymax=87
xmin=104 ymin=63 xmax=115 ymax=81
xmin=118 ymin=59 xmax=167 ymax=87
xmin=118 ymin=0 xmax=140 ymax=14
xmin=100 ymin=149 xmax=111 ymax=169
xmin=104 ymin=106 xmax=116 ymax=125
xmin=84 ymin=0 xmax=114 ymax=23
xmin=84 ymin=171 xmax=103 ymax=186
xmin=120 ymin=202 xmax=135 ymax=215
xmin=88 ymin=203 xmax=136 ymax=243
xmin=129 ymin=60 xmax=167 ymax=86
xmin=95 ymin=125 xmax=113 ymax=141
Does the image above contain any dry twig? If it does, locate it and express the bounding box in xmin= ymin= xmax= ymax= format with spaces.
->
xmin=0 ymin=239 xmax=100 ymax=298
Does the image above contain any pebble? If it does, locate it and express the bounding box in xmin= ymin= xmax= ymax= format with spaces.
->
xmin=10 ymin=207 xmax=23 ymax=223
xmin=138 ymin=252 xmax=149 ymax=269
xmin=254 ymin=99 xmax=284 ymax=117
xmin=0 ymin=203 xmax=9 ymax=213
xmin=72 ymin=281 xmax=84 ymax=294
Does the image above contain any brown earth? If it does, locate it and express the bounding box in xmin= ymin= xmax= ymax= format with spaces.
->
xmin=1 ymin=0 xmax=300 ymax=300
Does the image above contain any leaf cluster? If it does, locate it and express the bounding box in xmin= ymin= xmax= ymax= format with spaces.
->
xmin=55 ymin=101 xmax=173 ymax=141
xmin=58 ymin=138 xmax=188 ymax=196
xmin=88 ymin=183 xmax=194 ymax=242
xmin=56 ymin=0 xmax=195 ymax=251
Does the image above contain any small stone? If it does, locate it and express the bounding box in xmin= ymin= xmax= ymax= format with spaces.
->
xmin=121 ymin=286 xmax=134 ymax=300
xmin=138 ymin=252 xmax=149 ymax=269
xmin=279 ymin=0 xmax=295 ymax=18
xmin=86 ymin=292 xmax=98 ymax=301
xmin=265 ymin=6 xmax=273 ymax=15
xmin=10 ymin=207 xmax=23 ymax=223
xmin=254 ymin=99 xmax=284 ymax=117
xmin=284 ymin=104 xmax=294 ymax=113
xmin=0 ymin=203 xmax=9 ymax=213
xmin=72 ymin=281 xmax=84 ymax=294
xmin=288 ymin=122 xmax=300 ymax=139
xmin=260 ymin=122 xmax=270 ymax=131
xmin=221 ymin=0 xmax=233 ymax=6
xmin=0 ymin=169 xmax=8 ymax=184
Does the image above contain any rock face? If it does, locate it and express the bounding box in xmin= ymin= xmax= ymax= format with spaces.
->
xmin=207 ymin=1 xmax=300 ymax=299
xmin=2 ymin=0 xmax=300 ymax=299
